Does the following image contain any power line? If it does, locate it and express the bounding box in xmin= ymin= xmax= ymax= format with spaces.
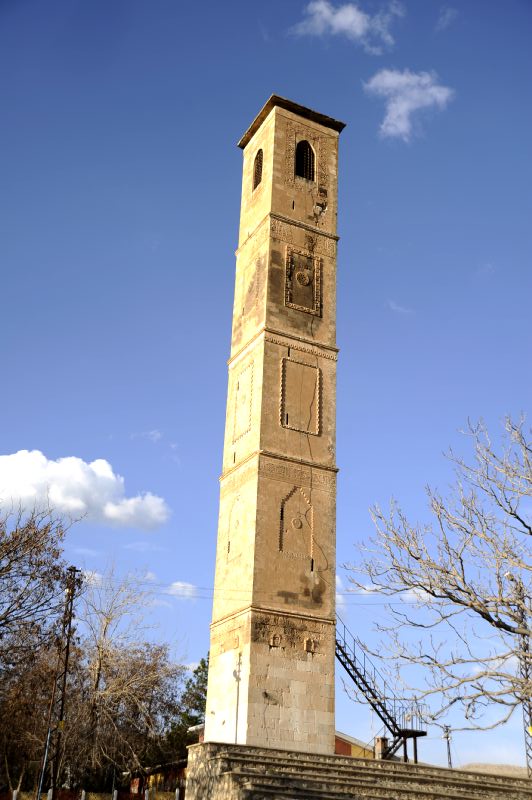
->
xmin=79 ymin=575 xmax=431 ymax=604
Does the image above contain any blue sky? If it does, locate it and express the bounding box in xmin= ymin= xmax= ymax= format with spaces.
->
xmin=1 ymin=0 xmax=531 ymax=769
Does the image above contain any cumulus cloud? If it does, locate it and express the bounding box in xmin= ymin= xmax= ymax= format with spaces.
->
xmin=291 ymin=0 xmax=404 ymax=55
xmin=364 ymin=68 xmax=454 ymax=141
xmin=0 ymin=450 xmax=170 ymax=529
xmin=166 ymin=581 xmax=198 ymax=600
xmin=436 ymin=6 xmax=458 ymax=32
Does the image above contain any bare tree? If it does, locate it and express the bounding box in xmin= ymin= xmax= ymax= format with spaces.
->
xmin=348 ymin=416 xmax=531 ymax=733
xmin=0 ymin=508 xmax=66 ymax=655
xmin=0 ymin=567 xmax=185 ymax=793
xmin=0 ymin=506 xmax=73 ymax=791
xmin=73 ymin=569 xmax=184 ymax=787
xmin=0 ymin=637 xmax=86 ymax=795
xmin=0 ymin=512 xmax=187 ymax=791
xmin=0 ymin=646 xmax=53 ymax=792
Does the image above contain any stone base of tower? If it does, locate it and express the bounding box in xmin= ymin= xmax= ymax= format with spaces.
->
xmin=185 ymin=742 xmax=532 ymax=800
xmin=204 ymin=608 xmax=336 ymax=753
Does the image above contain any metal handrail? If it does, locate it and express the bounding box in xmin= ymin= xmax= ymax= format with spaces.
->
xmin=336 ymin=614 xmax=427 ymax=738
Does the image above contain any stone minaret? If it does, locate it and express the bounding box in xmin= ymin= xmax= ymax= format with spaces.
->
xmin=204 ymin=96 xmax=344 ymax=755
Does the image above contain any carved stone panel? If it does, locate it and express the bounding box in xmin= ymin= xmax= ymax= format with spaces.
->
xmin=270 ymin=217 xmax=337 ymax=258
xmin=232 ymin=362 xmax=253 ymax=442
xmin=281 ymin=358 xmax=321 ymax=436
xmin=284 ymin=122 xmax=331 ymax=193
xmin=259 ymin=456 xmax=336 ymax=493
xmin=285 ymin=122 xmax=296 ymax=187
xmin=279 ymin=487 xmax=313 ymax=560
xmin=285 ymin=247 xmax=322 ymax=316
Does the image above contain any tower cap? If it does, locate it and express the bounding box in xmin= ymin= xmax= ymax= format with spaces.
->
xmin=238 ymin=94 xmax=346 ymax=149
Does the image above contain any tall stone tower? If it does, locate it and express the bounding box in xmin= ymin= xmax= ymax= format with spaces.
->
xmin=204 ymin=95 xmax=345 ymax=756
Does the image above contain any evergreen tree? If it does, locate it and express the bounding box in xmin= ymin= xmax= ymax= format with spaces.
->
xmin=165 ymin=656 xmax=208 ymax=759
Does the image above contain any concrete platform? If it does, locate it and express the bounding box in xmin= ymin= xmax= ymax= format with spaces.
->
xmin=185 ymin=742 xmax=532 ymax=800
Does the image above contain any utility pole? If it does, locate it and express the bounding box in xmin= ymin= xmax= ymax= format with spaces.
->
xmin=515 ymin=583 xmax=532 ymax=778
xmin=443 ymin=726 xmax=452 ymax=769
xmin=520 ymin=630 xmax=532 ymax=779
xmin=506 ymin=572 xmax=532 ymax=778
xmin=35 ymin=566 xmax=82 ymax=800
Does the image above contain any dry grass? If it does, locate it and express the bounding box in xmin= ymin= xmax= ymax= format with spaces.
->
xmin=461 ymin=763 xmax=528 ymax=778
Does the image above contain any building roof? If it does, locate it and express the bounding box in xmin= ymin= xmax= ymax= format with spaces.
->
xmin=335 ymin=730 xmax=373 ymax=750
xmin=237 ymin=94 xmax=346 ymax=149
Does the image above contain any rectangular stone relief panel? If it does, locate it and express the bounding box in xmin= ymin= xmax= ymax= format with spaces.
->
xmin=232 ymin=362 xmax=253 ymax=442
xmin=285 ymin=247 xmax=322 ymax=316
xmin=281 ymin=358 xmax=321 ymax=436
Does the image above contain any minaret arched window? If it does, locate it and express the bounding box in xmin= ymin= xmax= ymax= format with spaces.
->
xmin=253 ymin=149 xmax=263 ymax=190
xmin=295 ymin=140 xmax=315 ymax=182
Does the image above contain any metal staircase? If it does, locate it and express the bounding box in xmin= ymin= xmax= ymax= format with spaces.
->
xmin=335 ymin=615 xmax=427 ymax=762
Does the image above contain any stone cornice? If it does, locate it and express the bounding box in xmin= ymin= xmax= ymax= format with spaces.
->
xmin=228 ymin=326 xmax=338 ymax=368
xmin=210 ymin=604 xmax=336 ymax=631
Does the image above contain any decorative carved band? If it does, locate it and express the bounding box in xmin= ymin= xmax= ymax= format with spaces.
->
xmin=264 ymin=334 xmax=338 ymax=362
xmin=251 ymin=610 xmax=330 ymax=653
xmin=270 ymin=216 xmax=337 ymax=258
xmin=259 ymin=457 xmax=336 ymax=492
xmin=285 ymin=122 xmax=296 ymax=187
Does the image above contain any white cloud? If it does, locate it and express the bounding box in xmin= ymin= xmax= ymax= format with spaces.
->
xmin=83 ymin=570 xmax=103 ymax=587
xmin=364 ymin=68 xmax=454 ymax=141
xmin=359 ymin=583 xmax=379 ymax=594
xmin=72 ymin=546 xmax=101 ymax=557
xmin=166 ymin=581 xmax=198 ymax=600
xmin=436 ymin=6 xmax=458 ymax=32
xmin=387 ymin=298 xmax=412 ymax=314
xmin=150 ymin=598 xmax=172 ymax=609
xmin=291 ymin=0 xmax=404 ymax=55
xmin=475 ymin=653 xmax=519 ymax=674
xmin=104 ymin=494 xmax=168 ymax=528
xmin=143 ymin=570 xmax=157 ymax=583
xmin=336 ymin=575 xmax=346 ymax=609
xmin=0 ymin=449 xmax=170 ymax=529
xmin=400 ymin=587 xmax=431 ymax=603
